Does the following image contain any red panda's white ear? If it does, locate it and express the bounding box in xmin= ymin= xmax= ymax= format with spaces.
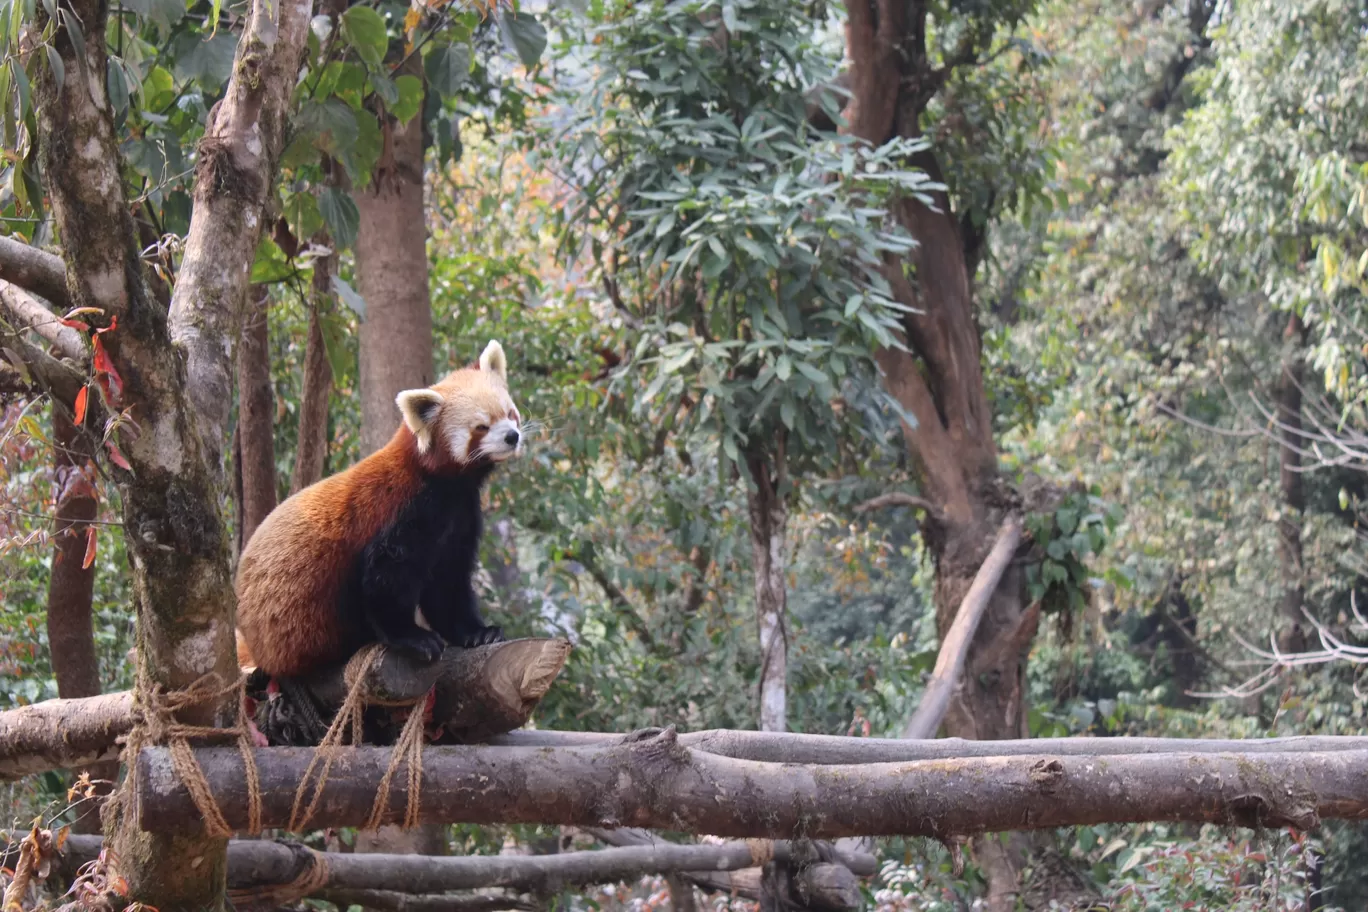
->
xmin=396 ymin=389 xmax=444 ymax=453
xmin=479 ymin=340 xmax=507 ymax=381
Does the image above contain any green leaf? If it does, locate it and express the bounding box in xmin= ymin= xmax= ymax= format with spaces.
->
xmin=250 ymin=236 xmax=292 ymax=284
xmin=390 ymin=74 xmax=423 ymax=124
xmin=319 ymin=186 xmax=360 ymax=250
xmin=331 ymin=274 xmax=367 ymax=320
xmin=317 ymin=308 xmax=353 ymax=382
xmin=106 ymin=57 xmax=129 ymax=115
xmin=283 ymin=191 xmax=323 ymax=243
xmin=425 ymin=43 xmax=470 ymax=99
xmin=340 ymin=5 xmax=388 ymax=68
xmin=1055 ymin=507 xmax=1078 ymax=535
xmin=500 ymin=11 xmax=546 ymax=68
xmin=44 ymin=45 xmax=63 ymax=88
xmin=370 ymin=72 xmax=398 ymax=105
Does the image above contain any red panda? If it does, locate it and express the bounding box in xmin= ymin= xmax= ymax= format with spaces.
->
xmin=234 ymin=340 xmax=522 ymax=678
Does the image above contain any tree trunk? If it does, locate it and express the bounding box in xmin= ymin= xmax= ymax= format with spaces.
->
xmin=290 ymin=246 xmax=336 ymax=493
xmin=356 ymin=86 xmax=433 ymax=456
xmin=237 ymin=285 xmax=277 ymax=549
xmin=1275 ymin=312 xmax=1307 ymax=653
xmin=351 ymin=70 xmax=446 ymax=880
xmin=745 ymin=438 xmax=789 ymax=734
xmin=34 ymin=0 xmax=314 ymax=901
xmin=841 ymin=4 xmax=1032 ymax=907
xmin=45 ymin=408 xmax=117 ymax=832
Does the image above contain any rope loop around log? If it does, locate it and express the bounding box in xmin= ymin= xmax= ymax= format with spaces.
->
xmin=287 ymin=644 xmax=429 ymax=833
xmin=227 ymin=842 xmax=331 ymax=910
xmin=115 ymin=662 xmax=263 ymax=840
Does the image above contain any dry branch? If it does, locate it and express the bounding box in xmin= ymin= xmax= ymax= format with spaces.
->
xmin=57 ymin=835 xmax=855 ymax=896
xmin=135 ymin=733 xmax=1368 ymax=836
xmin=491 ymin=729 xmax=1368 ymax=762
xmin=0 ymin=283 xmax=83 ymax=361
xmin=0 ymin=237 xmax=70 ymax=311
xmin=904 ymin=517 xmax=1022 ymax=739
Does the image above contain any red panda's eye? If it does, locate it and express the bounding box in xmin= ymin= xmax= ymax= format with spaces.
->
xmin=476 ymin=424 xmax=490 ymax=432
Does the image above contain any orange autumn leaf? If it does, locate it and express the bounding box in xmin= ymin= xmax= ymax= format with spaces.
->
xmin=73 ymin=386 xmax=88 ymax=425
xmin=82 ymin=526 xmax=97 ymax=569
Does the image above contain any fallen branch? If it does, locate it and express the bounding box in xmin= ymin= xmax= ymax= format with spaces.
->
xmin=904 ymin=517 xmax=1022 ymax=739
xmin=0 ymin=237 xmax=70 ymax=311
xmin=135 ymin=733 xmax=1368 ymax=836
xmin=57 ymin=834 xmax=861 ymax=896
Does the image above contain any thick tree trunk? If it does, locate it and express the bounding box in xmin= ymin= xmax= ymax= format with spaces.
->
xmin=842 ymin=5 xmax=1032 ymax=906
xmin=745 ymin=439 xmax=789 ymax=734
xmin=1275 ymin=312 xmax=1307 ymax=652
xmin=290 ymin=248 xmax=335 ymax=492
xmin=356 ymin=92 xmax=433 ymax=456
xmin=34 ymin=0 xmax=314 ymax=902
xmin=237 ymin=285 xmax=277 ymax=548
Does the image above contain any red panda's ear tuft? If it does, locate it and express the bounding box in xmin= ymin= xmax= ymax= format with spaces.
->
xmin=396 ymin=389 xmax=444 ymax=453
xmin=479 ymin=340 xmax=507 ymax=381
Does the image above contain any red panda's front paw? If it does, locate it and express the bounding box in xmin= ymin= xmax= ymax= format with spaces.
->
xmin=393 ymin=630 xmax=446 ymax=665
xmin=459 ymin=625 xmax=505 ymax=647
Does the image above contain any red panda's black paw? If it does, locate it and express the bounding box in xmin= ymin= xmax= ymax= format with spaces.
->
xmin=395 ymin=630 xmax=446 ymax=665
xmin=460 ymin=625 xmax=506 ymax=647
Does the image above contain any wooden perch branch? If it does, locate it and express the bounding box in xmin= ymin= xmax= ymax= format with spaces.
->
xmin=135 ymin=733 xmax=1368 ymax=836
xmin=57 ymin=834 xmax=869 ymax=897
xmin=0 ymin=282 xmax=83 ymax=361
xmin=904 ymin=517 xmax=1023 ymax=739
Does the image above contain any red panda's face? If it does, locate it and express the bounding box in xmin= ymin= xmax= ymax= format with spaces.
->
xmin=396 ymin=340 xmax=524 ymax=466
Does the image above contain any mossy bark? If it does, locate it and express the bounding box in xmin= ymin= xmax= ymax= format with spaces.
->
xmin=33 ymin=0 xmax=315 ymax=905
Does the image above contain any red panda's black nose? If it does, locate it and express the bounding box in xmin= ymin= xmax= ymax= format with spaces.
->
xmin=505 ymin=430 xmax=520 ymax=446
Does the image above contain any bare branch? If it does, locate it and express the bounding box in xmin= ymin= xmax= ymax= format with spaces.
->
xmin=136 ymin=735 xmax=1368 ymax=835
xmin=0 ymin=692 xmax=131 ymax=781
xmin=904 ymin=518 xmax=1023 ymax=739
xmin=853 ymin=492 xmax=938 ymax=515
xmin=0 ymin=236 xmax=70 ymax=310
xmin=0 ymin=283 xmax=84 ymax=361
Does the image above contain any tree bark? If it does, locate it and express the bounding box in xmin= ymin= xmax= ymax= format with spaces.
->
xmin=356 ymin=82 xmax=433 ymax=457
xmin=842 ymin=5 xmax=1033 ymax=905
xmin=745 ymin=437 xmax=789 ymax=734
xmin=0 ymin=282 xmax=84 ymax=359
xmin=290 ymin=247 xmax=335 ymax=493
xmin=136 ymin=738 xmax=1368 ymax=836
xmin=0 ymin=237 xmax=71 ymax=310
xmin=1275 ymin=312 xmax=1308 ymax=652
xmin=237 ymin=284 xmax=276 ymax=549
xmin=33 ymin=0 xmax=314 ymax=901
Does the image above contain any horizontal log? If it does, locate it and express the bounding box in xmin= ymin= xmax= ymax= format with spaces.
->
xmin=134 ymin=730 xmax=1368 ymax=837
xmin=0 ymin=692 xmax=130 ymax=781
xmin=59 ymin=834 xmax=868 ymax=895
xmin=315 ymin=889 xmax=535 ymax=912
xmin=493 ymin=728 xmax=1368 ymax=763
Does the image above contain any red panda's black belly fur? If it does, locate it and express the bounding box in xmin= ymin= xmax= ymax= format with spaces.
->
xmin=333 ymin=467 xmax=501 ymax=665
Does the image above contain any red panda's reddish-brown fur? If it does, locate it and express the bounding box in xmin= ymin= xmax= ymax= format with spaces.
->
xmin=235 ymin=342 xmax=521 ymax=678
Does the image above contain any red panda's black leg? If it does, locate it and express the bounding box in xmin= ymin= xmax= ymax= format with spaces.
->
xmin=420 ymin=575 xmax=505 ymax=648
xmin=358 ymin=540 xmax=446 ymax=664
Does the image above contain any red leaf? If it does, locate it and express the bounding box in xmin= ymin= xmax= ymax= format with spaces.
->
xmin=58 ymin=318 xmax=90 ymax=332
xmin=81 ymin=526 xmax=97 ymax=569
xmin=73 ymin=386 xmax=88 ymax=426
xmin=93 ymin=314 xmax=118 ymax=335
xmin=105 ymin=440 xmax=132 ymax=471
xmin=90 ymin=335 xmax=124 ymax=406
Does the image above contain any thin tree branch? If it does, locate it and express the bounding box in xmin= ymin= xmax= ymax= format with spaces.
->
xmin=0 ymin=283 xmax=84 ymax=361
xmin=853 ymin=492 xmax=938 ymax=515
xmin=904 ymin=518 xmax=1023 ymax=739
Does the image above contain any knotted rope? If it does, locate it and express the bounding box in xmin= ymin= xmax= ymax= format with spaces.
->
xmin=113 ymin=660 xmax=263 ymax=840
xmin=227 ymin=843 xmax=331 ymax=910
xmin=287 ymin=643 xmax=429 ymax=833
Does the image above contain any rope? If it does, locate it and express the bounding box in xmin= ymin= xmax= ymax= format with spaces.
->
xmin=287 ymin=644 xmax=430 ymax=833
xmin=746 ymin=839 xmax=775 ymax=867
xmin=227 ymin=844 xmax=331 ymax=909
xmin=116 ymin=661 xmax=264 ymax=840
